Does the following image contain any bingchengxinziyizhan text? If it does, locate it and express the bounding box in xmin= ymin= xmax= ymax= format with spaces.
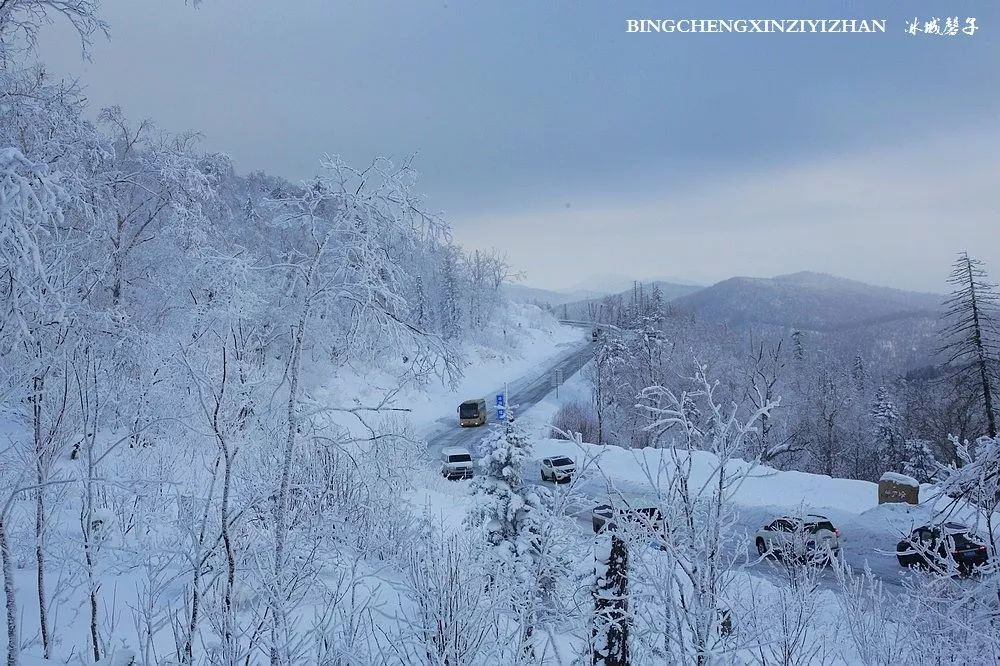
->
xmin=626 ymin=18 xmax=890 ymax=33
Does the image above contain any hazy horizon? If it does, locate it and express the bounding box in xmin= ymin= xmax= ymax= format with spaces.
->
xmin=36 ymin=0 xmax=1000 ymax=293
xmin=515 ymin=267 xmax=955 ymax=296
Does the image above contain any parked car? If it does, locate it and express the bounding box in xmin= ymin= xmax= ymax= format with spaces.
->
xmin=540 ymin=456 xmax=576 ymax=483
xmin=591 ymin=327 xmax=601 ymax=342
xmin=457 ymin=398 xmax=488 ymax=427
xmin=592 ymin=502 xmax=666 ymax=545
xmin=755 ymin=514 xmax=841 ymax=563
xmin=896 ymin=523 xmax=988 ymax=574
xmin=440 ymin=446 xmax=474 ymax=480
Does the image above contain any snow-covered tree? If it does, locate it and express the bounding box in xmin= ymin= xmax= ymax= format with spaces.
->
xmin=938 ymin=252 xmax=999 ymax=438
xmin=465 ymin=409 xmax=550 ymax=655
xmin=466 ymin=410 xmax=545 ymax=568
xmin=0 ymin=0 xmax=107 ymax=63
xmin=591 ymin=535 xmax=629 ymax=666
xmin=936 ymin=435 xmax=1000 ymax=552
xmin=634 ymin=365 xmax=777 ymax=663
xmin=900 ymin=438 xmax=937 ymax=483
xmin=870 ymin=386 xmax=904 ymax=471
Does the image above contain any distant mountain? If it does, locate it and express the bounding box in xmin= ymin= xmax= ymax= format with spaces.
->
xmin=501 ymin=283 xmax=609 ymax=306
xmin=558 ymin=280 xmax=704 ymax=319
xmin=565 ymin=273 xmax=703 ymax=294
xmin=564 ymin=273 xmax=639 ymax=295
xmin=668 ymin=271 xmax=943 ymax=332
xmin=504 ymin=273 xmax=705 ymax=308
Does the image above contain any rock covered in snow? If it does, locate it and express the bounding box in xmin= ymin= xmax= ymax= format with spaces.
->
xmin=879 ymin=472 xmax=918 ymax=487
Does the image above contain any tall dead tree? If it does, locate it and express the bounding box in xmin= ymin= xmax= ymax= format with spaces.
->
xmin=939 ymin=252 xmax=999 ymax=439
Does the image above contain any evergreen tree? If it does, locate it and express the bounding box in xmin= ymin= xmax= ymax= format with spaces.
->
xmin=852 ymin=355 xmax=866 ymax=393
xmin=901 ymin=438 xmax=937 ymax=483
xmin=465 ymin=409 xmax=550 ymax=656
xmin=871 ymin=387 xmax=903 ymax=471
xmin=939 ymin=252 xmax=999 ymax=438
xmin=791 ymin=330 xmax=806 ymax=362
xmin=466 ymin=411 xmax=545 ymax=571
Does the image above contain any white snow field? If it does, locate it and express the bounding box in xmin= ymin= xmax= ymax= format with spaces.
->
xmin=3 ymin=319 xmax=993 ymax=664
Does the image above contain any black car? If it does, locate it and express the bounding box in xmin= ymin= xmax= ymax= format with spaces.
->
xmin=592 ymin=504 xmax=667 ymax=547
xmin=896 ymin=523 xmax=989 ymax=574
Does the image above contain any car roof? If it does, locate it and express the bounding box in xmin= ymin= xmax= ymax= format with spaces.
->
xmin=459 ymin=399 xmax=484 ymax=405
xmin=941 ymin=522 xmax=971 ymax=534
xmin=915 ymin=522 xmax=969 ymax=532
xmin=596 ymin=499 xmax=659 ymax=511
xmin=442 ymin=446 xmax=471 ymax=455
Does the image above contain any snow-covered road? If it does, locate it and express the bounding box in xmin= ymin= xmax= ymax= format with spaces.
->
xmin=418 ymin=323 xmax=967 ymax=597
xmin=422 ymin=327 xmax=596 ymax=457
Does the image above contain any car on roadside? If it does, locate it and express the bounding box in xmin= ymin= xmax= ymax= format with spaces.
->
xmin=540 ymin=456 xmax=576 ymax=483
xmin=755 ymin=514 xmax=841 ymax=563
xmin=592 ymin=501 xmax=667 ymax=547
xmin=896 ymin=523 xmax=989 ymax=574
xmin=440 ymin=446 xmax=474 ymax=480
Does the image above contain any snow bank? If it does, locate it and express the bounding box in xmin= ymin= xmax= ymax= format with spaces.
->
xmin=532 ymin=438 xmax=880 ymax=515
xmin=880 ymin=472 xmax=918 ymax=487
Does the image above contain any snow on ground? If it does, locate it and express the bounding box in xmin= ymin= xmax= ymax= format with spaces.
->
xmin=404 ymin=306 xmax=583 ymax=432
xmin=520 ymin=361 xmax=994 ymax=591
xmin=526 ymin=435 xmax=948 ymax=586
xmin=391 ymin=307 xmax=585 ymax=533
xmin=1 ymin=306 xmax=583 ymax=665
xmin=518 ymin=357 xmax=592 ymax=441
xmin=307 ymin=302 xmax=584 ymax=438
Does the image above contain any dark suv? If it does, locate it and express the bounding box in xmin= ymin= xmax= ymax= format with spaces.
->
xmin=896 ymin=523 xmax=989 ymax=574
xmin=592 ymin=503 xmax=666 ymax=547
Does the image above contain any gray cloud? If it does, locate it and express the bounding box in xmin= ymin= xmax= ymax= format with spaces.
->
xmin=458 ymin=128 xmax=1000 ymax=292
xmin=35 ymin=0 xmax=1000 ymax=291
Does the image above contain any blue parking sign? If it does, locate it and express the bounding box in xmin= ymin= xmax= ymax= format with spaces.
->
xmin=496 ymin=394 xmax=505 ymax=407
xmin=496 ymin=407 xmax=506 ymax=420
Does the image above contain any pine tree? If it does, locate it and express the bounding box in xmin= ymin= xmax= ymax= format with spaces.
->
xmin=791 ymin=330 xmax=806 ymax=362
xmin=871 ymin=387 xmax=903 ymax=471
xmin=466 ymin=411 xmax=545 ymax=572
xmin=939 ymin=252 xmax=999 ymax=438
xmin=852 ymin=355 xmax=866 ymax=393
xmin=465 ymin=409 xmax=549 ymax=657
xmin=901 ymin=438 xmax=937 ymax=483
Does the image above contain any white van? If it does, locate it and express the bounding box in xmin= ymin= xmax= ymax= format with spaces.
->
xmin=441 ymin=446 xmax=474 ymax=480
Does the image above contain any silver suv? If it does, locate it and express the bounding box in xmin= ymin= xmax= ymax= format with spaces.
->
xmin=755 ymin=514 xmax=841 ymax=563
xmin=440 ymin=446 xmax=474 ymax=480
xmin=540 ymin=456 xmax=576 ymax=483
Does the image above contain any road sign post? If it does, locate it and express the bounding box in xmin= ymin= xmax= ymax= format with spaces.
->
xmin=496 ymin=384 xmax=509 ymax=421
xmin=551 ymin=367 xmax=564 ymax=398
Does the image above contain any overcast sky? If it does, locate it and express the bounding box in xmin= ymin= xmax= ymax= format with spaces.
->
xmin=38 ymin=0 xmax=1000 ymax=292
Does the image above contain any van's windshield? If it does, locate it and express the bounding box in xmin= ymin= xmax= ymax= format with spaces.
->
xmin=449 ymin=454 xmax=472 ymax=463
xmin=459 ymin=404 xmax=480 ymax=419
